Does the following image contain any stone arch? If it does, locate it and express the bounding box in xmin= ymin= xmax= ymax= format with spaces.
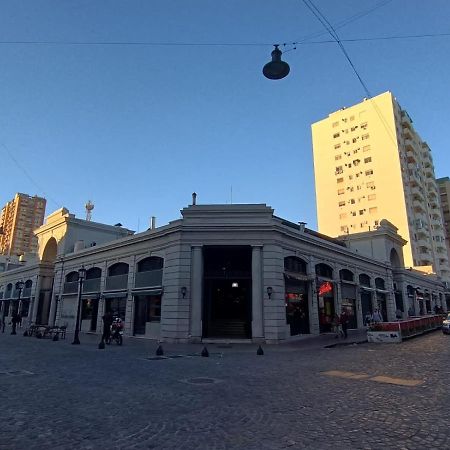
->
xmin=108 ymin=262 xmax=129 ymax=277
xmin=390 ymin=248 xmax=401 ymax=268
xmin=315 ymin=263 xmax=333 ymax=279
xmin=42 ymin=237 xmax=57 ymax=263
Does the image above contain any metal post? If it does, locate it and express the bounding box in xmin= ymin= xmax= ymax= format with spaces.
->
xmin=72 ymin=266 xmax=86 ymax=345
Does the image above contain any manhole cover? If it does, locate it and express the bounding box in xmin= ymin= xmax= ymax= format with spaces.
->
xmin=182 ymin=377 xmax=222 ymax=385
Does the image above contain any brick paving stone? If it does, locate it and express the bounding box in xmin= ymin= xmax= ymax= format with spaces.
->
xmin=0 ymin=330 xmax=449 ymax=449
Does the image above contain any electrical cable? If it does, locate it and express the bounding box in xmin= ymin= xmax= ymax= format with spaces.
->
xmin=0 ymin=33 xmax=449 ymax=48
xmin=302 ymin=0 xmax=398 ymax=146
xmin=0 ymin=142 xmax=62 ymax=209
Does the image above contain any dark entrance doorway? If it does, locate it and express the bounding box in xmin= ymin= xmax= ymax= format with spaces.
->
xmin=203 ymin=246 xmax=252 ymax=339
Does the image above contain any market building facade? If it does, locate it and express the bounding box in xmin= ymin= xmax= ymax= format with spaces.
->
xmin=0 ymin=202 xmax=448 ymax=343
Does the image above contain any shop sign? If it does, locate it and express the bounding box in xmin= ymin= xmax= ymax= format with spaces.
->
xmin=318 ymin=281 xmax=333 ymax=296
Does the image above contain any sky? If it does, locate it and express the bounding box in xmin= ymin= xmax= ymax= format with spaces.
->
xmin=1 ymin=0 xmax=449 ymax=232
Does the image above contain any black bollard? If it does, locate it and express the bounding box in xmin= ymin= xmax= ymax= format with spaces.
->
xmin=53 ymin=333 xmax=59 ymax=341
xmin=23 ymin=330 xmax=28 ymax=337
xmin=156 ymin=345 xmax=164 ymax=356
xmin=201 ymin=346 xmax=209 ymax=357
xmin=257 ymin=345 xmax=264 ymax=355
xmin=98 ymin=339 xmax=105 ymax=349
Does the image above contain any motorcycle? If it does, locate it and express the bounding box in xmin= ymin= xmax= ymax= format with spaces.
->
xmin=107 ymin=320 xmax=123 ymax=346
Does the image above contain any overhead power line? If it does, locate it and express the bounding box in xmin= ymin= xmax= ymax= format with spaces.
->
xmin=0 ymin=32 xmax=449 ymax=48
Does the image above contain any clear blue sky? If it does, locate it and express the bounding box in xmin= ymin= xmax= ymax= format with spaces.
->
xmin=1 ymin=0 xmax=449 ymax=231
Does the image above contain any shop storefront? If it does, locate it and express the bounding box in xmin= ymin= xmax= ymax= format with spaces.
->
xmin=81 ymin=297 xmax=99 ymax=332
xmin=104 ymin=294 xmax=127 ymax=321
xmin=341 ymin=284 xmax=358 ymax=329
xmin=133 ymin=292 xmax=162 ymax=338
xmin=285 ymin=275 xmax=309 ymax=335
xmin=359 ymin=274 xmax=372 ymax=325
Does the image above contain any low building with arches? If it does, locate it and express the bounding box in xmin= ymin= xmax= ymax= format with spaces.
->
xmin=1 ymin=202 xmax=448 ymax=342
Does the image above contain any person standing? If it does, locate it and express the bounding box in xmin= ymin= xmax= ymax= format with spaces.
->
xmin=340 ymin=309 xmax=349 ymax=339
xmin=102 ymin=310 xmax=113 ymax=343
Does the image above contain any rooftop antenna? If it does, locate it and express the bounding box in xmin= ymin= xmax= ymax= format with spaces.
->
xmin=85 ymin=200 xmax=94 ymax=221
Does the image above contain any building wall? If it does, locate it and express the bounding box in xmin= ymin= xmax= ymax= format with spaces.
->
xmin=312 ymin=92 xmax=450 ymax=281
xmin=0 ymin=193 xmax=46 ymax=257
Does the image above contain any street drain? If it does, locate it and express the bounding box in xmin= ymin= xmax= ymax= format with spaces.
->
xmin=182 ymin=377 xmax=222 ymax=385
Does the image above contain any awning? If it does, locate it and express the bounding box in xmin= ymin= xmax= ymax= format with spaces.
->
xmin=132 ymin=288 xmax=163 ymax=296
xmin=102 ymin=291 xmax=128 ymax=299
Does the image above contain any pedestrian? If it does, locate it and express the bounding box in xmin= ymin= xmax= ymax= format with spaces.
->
xmin=372 ymin=309 xmax=383 ymax=323
xmin=331 ymin=314 xmax=341 ymax=338
xmin=11 ymin=311 xmax=20 ymax=335
xmin=17 ymin=312 xmax=23 ymax=328
xmin=102 ymin=310 xmax=113 ymax=344
xmin=408 ymin=306 xmax=414 ymax=317
xmin=364 ymin=312 xmax=373 ymax=327
xmin=340 ymin=309 xmax=349 ymax=339
xmin=395 ymin=308 xmax=403 ymax=321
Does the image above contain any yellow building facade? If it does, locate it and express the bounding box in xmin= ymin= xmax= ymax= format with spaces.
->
xmin=0 ymin=193 xmax=46 ymax=257
xmin=312 ymin=91 xmax=450 ymax=281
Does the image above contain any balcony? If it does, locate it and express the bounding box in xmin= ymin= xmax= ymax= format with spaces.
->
xmin=410 ymin=186 xmax=424 ymax=200
xmin=413 ymin=200 xmax=425 ymax=213
xmin=134 ymin=269 xmax=163 ymax=289
xmin=63 ymin=281 xmax=79 ymax=294
xmin=404 ymin=139 xmax=415 ymax=151
xmin=105 ymin=274 xmax=128 ymax=291
xmin=416 ymin=238 xmax=430 ymax=248
xmin=83 ymin=278 xmax=101 ymax=293
xmin=401 ymin=112 xmax=413 ymax=129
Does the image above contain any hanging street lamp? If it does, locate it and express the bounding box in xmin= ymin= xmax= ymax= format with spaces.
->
xmin=263 ymin=45 xmax=290 ymax=80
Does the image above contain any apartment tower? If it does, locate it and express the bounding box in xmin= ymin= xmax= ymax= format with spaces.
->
xmin=0 ymin=193 xmax=46 ymax=256
xmin=437 ymin=177 xmax=450 ymax=263
xmin=312 ymin=91 xmax=450 ymax=281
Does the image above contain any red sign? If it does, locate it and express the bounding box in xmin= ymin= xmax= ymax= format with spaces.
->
xmin=318 ymin=281 xmax=333 ymax=296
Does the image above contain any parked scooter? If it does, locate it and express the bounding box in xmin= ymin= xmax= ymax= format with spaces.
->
xmin=107 ymin=317 xmax=124 ymax=345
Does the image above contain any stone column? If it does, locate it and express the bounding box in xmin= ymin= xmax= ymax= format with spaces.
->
xmin=190 ymin=246 xmax=203 ymax=341
xmin=48 ymin=290 xmax=58 ymax=326
xmin=251 ymin=246 xmax=264 ymax=340
xmin=30 ymin=275 xmax=43 ymax=324
xmin=307 ymin=257 xmax=319 ymax=335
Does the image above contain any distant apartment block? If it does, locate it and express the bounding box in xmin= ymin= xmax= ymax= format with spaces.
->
xmin=0 ymin=193 xmax=46 ymax=256
xmin=437 ymin=177 xmax=450 ymax=263
xmin=312 ymin=91 xmax=450 ymax=281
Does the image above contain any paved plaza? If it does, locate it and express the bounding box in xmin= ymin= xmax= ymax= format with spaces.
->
xmin=1 ymin=329 xmax=449 ymax=450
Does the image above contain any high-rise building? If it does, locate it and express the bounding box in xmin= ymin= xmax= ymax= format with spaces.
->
xmin=312 ymin=91 xmax=450 ymax=281
xmin=0 ymin=193 xmax=46 ymax=256
xmin=437 ymin=177 xmax=450 ymax=263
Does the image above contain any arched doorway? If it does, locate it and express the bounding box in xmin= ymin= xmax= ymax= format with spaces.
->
xmin=284 ymin=256 xmax=310 ymax=335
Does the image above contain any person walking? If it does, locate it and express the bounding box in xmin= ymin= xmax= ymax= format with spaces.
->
xmin=11 ymin=311 xmax=20 ymax=335
xmin=340 ymin=309 xmax=349 ymax=339
xmin=102 ymin=310 xmax=113 ymax=344
xmin=373 ymin=309 xmax=383 ymax=323
xmin=331 ymin=314 xmax=342 ymax=338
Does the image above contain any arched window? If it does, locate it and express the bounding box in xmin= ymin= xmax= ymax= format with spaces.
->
xmin=25 ymin=280 xmax=33 ymax=288
xmin=340 ymin=269 xmax=354 ymax=282
xmin=66 ymin=271 xmax=79 ymax=282
xmin=86 ymin=267 xmax=102 ymax=279
xmin=284 ymin=256 xmax=307 ymax=274
xmin=5 ymin=283 xmax=12 ymax=294
xmin=375 ymin=277 xmax=385 ymax=290
xmin=137 ymin=257 xmax=164 ymax=273
xmin=359 ymin=274 xmax=371 ymax=287
xmin=135 ymin=257 xmax=164 ymax=288
xmin=315 ymin=263 xmax=333 ymax=279
xmin=108 ymin=263 xmax=129 ymax=277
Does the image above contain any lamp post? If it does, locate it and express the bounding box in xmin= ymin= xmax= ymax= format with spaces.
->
xmin=72 ymin=266 xmax=86 ymax=345
xmin=12 ymin=280 xmax=24 ymax=335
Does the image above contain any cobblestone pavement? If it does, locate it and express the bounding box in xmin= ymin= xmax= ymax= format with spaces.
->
xmin=1 ymin=329 xmax=449 ymax=450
